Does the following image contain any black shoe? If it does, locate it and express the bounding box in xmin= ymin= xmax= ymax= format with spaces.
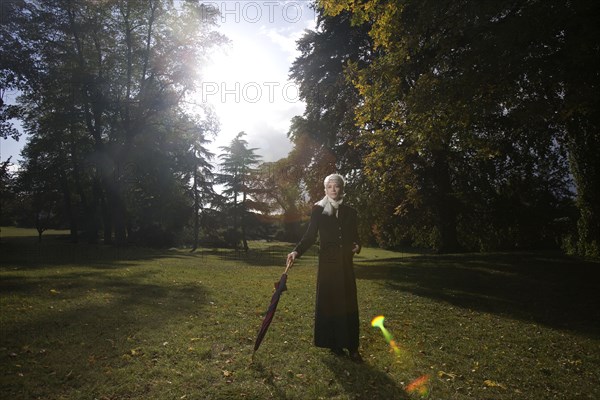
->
xmin=330 ymin=348 xmax=345 ymax=356
xmin=349 ymin=350 xmax=363 ymax=363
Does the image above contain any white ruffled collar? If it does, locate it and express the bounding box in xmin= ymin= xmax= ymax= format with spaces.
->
xmin=316 ymin=195 xmax=343 ymax=216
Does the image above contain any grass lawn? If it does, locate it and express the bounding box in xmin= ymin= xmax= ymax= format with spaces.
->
xmin=1 ymin=227 xmax=599 ymax=399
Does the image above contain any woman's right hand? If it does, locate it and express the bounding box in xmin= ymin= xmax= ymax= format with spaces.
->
xmin=287 ymin=251 xmax=298 ymax=267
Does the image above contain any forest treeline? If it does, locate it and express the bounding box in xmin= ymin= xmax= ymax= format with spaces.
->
xmin=1 ymin=1 xmax=598 ymax=257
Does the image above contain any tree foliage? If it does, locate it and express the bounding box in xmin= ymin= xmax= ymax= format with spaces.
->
xmin=217 ymin=132 xmax=266 ymax=250
xmin=3 ymin=0 xmax=226 ymax=246
xmin=284 ymin=0 xmax=598 ymax=253
xmin=288 ymin=11 xmax=373 ymax=200
xmin=3 ymin=0 xmax=598 ymax=256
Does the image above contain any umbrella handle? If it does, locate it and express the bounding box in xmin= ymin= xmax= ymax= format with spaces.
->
xmin=284 ymin=258 xmax=294 ymax=275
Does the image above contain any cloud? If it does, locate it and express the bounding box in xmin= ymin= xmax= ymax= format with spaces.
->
xmin=259 ymin=14 xmax=317 ymax=63
xmin=208 ymin=98 xmax=302 ymax=162
xmin=198 ymin=1 xmax=316 ymax=163
xmin=247 ymin=121 xmax=293 ymax=162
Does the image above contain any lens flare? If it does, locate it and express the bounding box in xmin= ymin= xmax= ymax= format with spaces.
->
xmin=406 ymin=374 xmax=430 ymax=397
xmin=372 ymin=316 xmax=430 ymax=397
xmin=371 ymin=315 xmax=401 ymax=355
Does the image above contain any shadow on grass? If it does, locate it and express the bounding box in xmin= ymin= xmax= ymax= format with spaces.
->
xmin=1 ymin=235 xmax=306 ymax=271
xmin=197 ymin=242 xmax=318 ymax=268
xmin=0 ymin=266 xmax=208 ymax=337
xmin=321 ymin=355 xmax=409 ymax=400
xmin=355 ymin=252 xmax=600 ymax=337
xmin=0 ymin=235 xmax=177 ymax=269
xmin=0 ymin=262 xmax=209 ymax=398
xmin=248 ymin=361 xmax=289 ymax=399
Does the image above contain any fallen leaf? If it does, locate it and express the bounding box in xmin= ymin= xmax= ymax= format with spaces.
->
xmin=438 ymin=370 xmax=457 ymax=380
xmin=484 ymin=379 xmax=506 ymax=389
xmin=129 ymin=348 xmax=143 ymax=356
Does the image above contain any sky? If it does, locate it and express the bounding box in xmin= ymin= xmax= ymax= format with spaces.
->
xmin=0 ymin=0 xmax=317 ymax=166
xmin=197 ymin=0 xmax=317 ymax=162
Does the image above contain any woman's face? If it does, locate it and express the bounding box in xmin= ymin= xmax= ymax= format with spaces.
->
xmin=325 ymin=181 xmax=343 ymax=200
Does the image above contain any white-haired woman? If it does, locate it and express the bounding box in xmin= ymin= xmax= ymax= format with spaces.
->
xmin=287 ymin=174 xmax=362 ymax=362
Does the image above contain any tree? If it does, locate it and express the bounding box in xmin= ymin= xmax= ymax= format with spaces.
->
xmin=0 ymin=158 xmax=17 ymax=227
xmin=186 ymin=112 xmax=219 ymax=251
xmin=0 ymin=0 xmax=36 ymax=141
xmin=253 ymin=159 xmax=308 ymax=242
xmin=16 ymin=137 xmax=66 ymax=242
xmin=217 ymin=132 xmax=265 ymax=250
xmin=289 ymin=11 xmax=373 ymax=200
xmin=316 ymin=0 xmax=583 ymax=252
xmin=5 ymin=0 xmax=226 ymax=246
xmin=559 ymin=0 xmax=600 ymax=257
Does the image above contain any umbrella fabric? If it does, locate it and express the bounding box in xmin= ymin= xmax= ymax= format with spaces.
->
xmin=253 ymin=270 xmax=289 ymax=353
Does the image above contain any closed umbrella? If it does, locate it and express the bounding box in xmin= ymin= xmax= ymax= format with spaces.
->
xmin=253 ymin=260 xmax=293 ymax=355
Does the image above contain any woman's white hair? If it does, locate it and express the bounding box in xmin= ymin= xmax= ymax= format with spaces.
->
xmin=323 ymin=173 xmax=345 ymax=188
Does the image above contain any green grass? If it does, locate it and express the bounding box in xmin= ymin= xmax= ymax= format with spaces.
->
xmin=1 ymin=227 xmax=599 ymax=399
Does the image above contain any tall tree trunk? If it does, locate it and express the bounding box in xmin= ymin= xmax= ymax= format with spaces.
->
xmin=100 ymin=175 xmax=112 ymax=244
xmin=113 ymin=194 xmax=127 ymax=245
xmin=70 ymin=138 xmax=86 ymax=243
xmin=85 ymin=173 xmax=103 ymax=244
xmin=241 ymin=191 xmax=248 ymax=252
xmin=567 ymin=119 xmax=600 ymax=257
xmin=432 ymin=151 xmax=460 ymax=253
xmin=191 ymin=164 xmax=200 ymax=252
xmin=563 ymin=3 xmax=600 ymax=257
xmin=67 ymin=1 xmax=107 ymax=244
xmin=59 ymin=169 xmax=78 ymax=243
xmin=111 ymin=159 xmax=127 ymax=245
xmin=233 ymin=189 xmax=239 ymax=249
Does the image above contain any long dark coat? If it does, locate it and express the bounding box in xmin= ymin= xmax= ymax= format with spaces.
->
xmin=293 ymin=203 xmax=361 ymax=351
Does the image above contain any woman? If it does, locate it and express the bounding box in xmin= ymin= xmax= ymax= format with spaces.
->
xmin=287 ymin=174 xmax=362 ymax=362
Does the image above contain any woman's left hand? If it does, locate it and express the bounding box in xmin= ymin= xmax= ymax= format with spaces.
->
xmin=352 ymin=243 xmax=361 ymax=254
